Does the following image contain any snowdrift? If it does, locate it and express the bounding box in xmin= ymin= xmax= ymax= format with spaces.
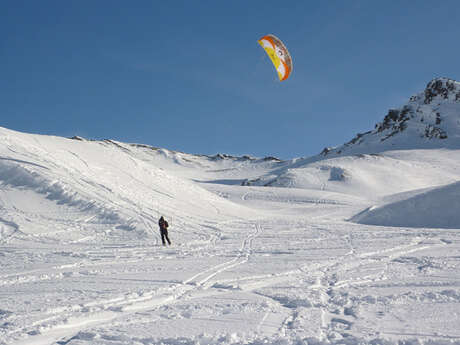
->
xmin=351 ymin=180 xmax=460 ymax=229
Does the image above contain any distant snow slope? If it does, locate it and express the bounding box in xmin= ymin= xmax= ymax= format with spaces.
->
xmin=244 ymin=149 xmax=460 ymax=200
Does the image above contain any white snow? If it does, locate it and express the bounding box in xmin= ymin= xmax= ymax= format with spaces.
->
xmin=351 ymin=180 xmax=460 ymax=229
xmin=1 ymin=124 xmax=460 ymax=345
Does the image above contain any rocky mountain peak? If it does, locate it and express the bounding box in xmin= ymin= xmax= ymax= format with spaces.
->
xmin=421 ymin=77 xmax=460 ymax=104
xmin=320 ymin=77 xmax=460 ymax=157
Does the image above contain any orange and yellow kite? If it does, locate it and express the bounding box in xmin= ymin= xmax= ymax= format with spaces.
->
xmin=258 ymin=34 xmax=293 ymax=81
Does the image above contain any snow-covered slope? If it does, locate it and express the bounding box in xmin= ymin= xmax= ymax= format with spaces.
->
xmin=121 ymin=143 xmax=287 ymax=184
xmin=243 ymin=149 xmax=460 ymax=200
xmin=0 ymin=126 xmax=264 ymax=244
xmin=351 ymin=180 xmax=460 ymax=229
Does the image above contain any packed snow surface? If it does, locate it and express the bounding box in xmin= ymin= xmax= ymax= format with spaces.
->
xmin=351 ymin=180 xmax=460 ymax=229
xmin=1 ymin=125 xmax=460 ymax=345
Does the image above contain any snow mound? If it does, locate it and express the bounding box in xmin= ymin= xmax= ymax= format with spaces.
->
xmin=351 ymin=180 xmax=460 ymax=229
xmin=0 ymin=158 xmax=129 ymax=226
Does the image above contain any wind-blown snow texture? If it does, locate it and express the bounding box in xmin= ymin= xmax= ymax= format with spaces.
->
xmin=1 ymin=78 xmax=460 ymax=345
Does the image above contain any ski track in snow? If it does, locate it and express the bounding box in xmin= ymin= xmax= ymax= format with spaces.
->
xmin=3 ymin=221 xmax=265 ymax=345
xmin=3 ymin=209 xmax=460 ymax=345
xmin=0 ymin=217 xmax=19 ymax=245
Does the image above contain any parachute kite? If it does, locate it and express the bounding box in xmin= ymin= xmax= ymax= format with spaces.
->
xmin=258 ymin=34 xmax=293 ymax=81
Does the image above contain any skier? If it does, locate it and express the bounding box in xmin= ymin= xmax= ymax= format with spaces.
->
xmin=158 ymin=216 xmax=171 ymax=246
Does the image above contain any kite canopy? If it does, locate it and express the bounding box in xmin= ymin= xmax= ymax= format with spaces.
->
xmin=258 ymin=34 xmax=293 ymax=81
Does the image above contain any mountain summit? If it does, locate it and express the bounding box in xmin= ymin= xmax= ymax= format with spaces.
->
xmin=321 ymin=77 xmax=460 ymax=157
xmin=242 ymin=78 xmax=460 ymax=196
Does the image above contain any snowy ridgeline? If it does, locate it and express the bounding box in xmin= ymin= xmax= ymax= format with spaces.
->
xmin=1 ymin=78 xmax=460 ymax=345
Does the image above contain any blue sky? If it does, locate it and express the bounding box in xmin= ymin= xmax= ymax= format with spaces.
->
xmin=1 ymin=1 xmax=459 ymax=159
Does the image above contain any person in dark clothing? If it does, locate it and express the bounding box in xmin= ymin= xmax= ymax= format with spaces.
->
xmin=158 ymin=216 xmax=171 ymax=246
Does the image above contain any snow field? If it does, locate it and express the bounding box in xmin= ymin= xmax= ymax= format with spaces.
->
xmin=0 ymin=126 xmax=460 ymax=344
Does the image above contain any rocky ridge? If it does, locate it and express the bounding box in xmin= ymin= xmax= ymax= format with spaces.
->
xmin=321 ymin=77 xmax=460 ymax=157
